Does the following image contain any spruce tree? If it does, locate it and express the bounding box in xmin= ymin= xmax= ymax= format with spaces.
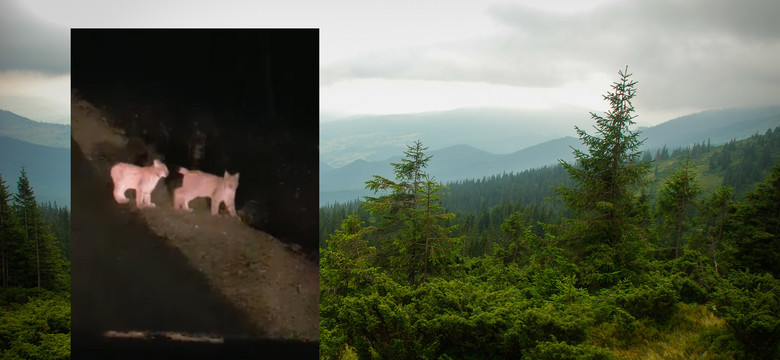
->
xmin=0 ymin=172 xmax=7 ymax=288
xmin=12 ymin=168 xmax=68 ymax=290
xmin=363 ymin=141 xmax=459 ymax=284
xmin=320 ymin=215 xmax=376 ymax=298
xmin=692 ymin=186 xmax=735 ymax=275
xmin=732 ymin=164 xmax=780 ymax=277
xmin=555 ymin=67 xmax=650 ymax=288
xmin=0 ymin=171 xmax=24 ymax=288
xmin=656 ymin=157 xmax=701 ymax=259
xmin=415 ymin=177 xmax=459 ymax=282
xmin=14 ymin=168 xmax=40 ymax=287
xmin=364 ymin=141 xmax=432 ymax=231
xmin=498 ymin=211 xmax=537 ymax=265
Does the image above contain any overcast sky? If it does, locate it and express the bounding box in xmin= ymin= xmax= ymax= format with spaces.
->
xmin=1 ymin=0 xmax=779 ymax=126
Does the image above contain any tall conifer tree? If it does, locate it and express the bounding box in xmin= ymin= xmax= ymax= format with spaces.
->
xmin=656 ymin=156 xmax=700 ymax=259
xmin=555 ymin=67 xmax=650 ymax=288
xmin=363 ymin=141 xmax=459 ymax=284
xmin=692 ymin=186 xmax=735 ymax=275
xmin=733 ymin=164 xmax=780 ymax=277
xmin=0 ymin=171 xmax=24 ymax=288
xmin=12 ymin=168 xmax=68 ymax=290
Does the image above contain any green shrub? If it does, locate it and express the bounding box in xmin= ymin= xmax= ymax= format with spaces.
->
xmin=0 ymin=294 xmax=70 ymax=360
xmin=715 ymin=271 xmax=780 ymax=359
xmin=613 ymin=274 xmax=679 ymax=323
xmin=673 ymin=275 xmax=710 ymax=304
xmin=523 ymin=341 xmax=615 ymax=360
xmin=0 ymin=288 xmax=48 ymax=305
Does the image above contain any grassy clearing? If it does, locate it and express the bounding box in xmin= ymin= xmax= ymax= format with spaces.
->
xmin=611 ymin=303 xmax=729 ymax=360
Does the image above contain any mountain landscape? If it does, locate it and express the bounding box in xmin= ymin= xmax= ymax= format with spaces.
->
xmin=320 ymin=105 xmax=780 ymax=206
xmin=0 ymin=95 xmax=71 ymax=126
xmin=319 ymin=73 xmax=780 ymax=358
xmin=0 ymin=109 xmax=70 ymax=148
xmin=0 ymin=108 xmax=71 ymax=208
xmin=320 ymin=106 xmax=590 ymax=168
xmin=638 ymin=106 xmax=780 ymax=150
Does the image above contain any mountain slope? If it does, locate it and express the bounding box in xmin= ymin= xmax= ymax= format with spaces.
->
xmin=320 ymin=138 xmax=582 ymax=205
xmin=321 ymin=106 xmax=590 ymax=168
xmin=0 ymin=108 xmax=70 ymax=149
xmin=640 ymin=106 xmax=780 ymax=149
xmin=321 ymin=106 xmax=780 ymax=170
xmin=321 ymin=126 xmax=780 ymax=243
xmin=0 ymin=135 xmax=70 ymax=208
xmin=321 ymin=106 xmax=780 ymax=206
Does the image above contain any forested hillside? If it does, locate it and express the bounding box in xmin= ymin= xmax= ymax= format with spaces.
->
xmin=0 ymin=109 xmax=70 ymax=149
xmin=319 ymin=69 xmax=780 ymax=359
xmin=321 ymin=125 xmax=780 ymax=251
xmin=320 ymin=105 xmax=780 ymax=206
xmin=0 ymin=168 xmax=71 ymax=359
xmin=0 ymin=135 xmax=70 ymax=208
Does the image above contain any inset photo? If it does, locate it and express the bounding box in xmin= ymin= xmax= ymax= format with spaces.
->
xmin=70 ymin=29 xmax=319 ymax=358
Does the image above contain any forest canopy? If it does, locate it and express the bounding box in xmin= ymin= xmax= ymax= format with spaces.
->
xmin=0 ymin=168 xmax=71 ymax=359
xmin=319 ymin=68 xmax=780 ymax=359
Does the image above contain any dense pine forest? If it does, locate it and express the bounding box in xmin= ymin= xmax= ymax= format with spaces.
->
xmin=0 ymin=168 xmax=71 ymax=359
xmin=319 ymin=69 xmax=780 ymax=359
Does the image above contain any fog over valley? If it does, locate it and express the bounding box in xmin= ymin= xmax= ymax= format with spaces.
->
xmin=320 ymin=105 xmax=780 ymax=205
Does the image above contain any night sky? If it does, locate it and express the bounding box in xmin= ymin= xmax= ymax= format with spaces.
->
xmin=71 ymin=29 xmax=319 ymax=253
xmin=71 ymin=29 xmax=317 ymax=134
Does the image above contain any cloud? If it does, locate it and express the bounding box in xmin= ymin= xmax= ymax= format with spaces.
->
xmin=0 ymin=70 xmax=70 ymax=124
xmin=0 ymin=70 xmax=70 ymax=100
xmin=0 ymin=0 xmax=69 ymax=74
xmin=321 ymin=0 xmax=780 ymax=112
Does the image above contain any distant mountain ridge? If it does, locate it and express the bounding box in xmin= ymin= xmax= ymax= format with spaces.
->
xmin=321 ymin=106 xmax=591 ymax=168
xmin=320 ymin=106 xmax=780 ymax=206
xmin=321 ymin=106 xmax=780 ymax=170
xmin=0 ymin=108 xmax=70 ymax=149
xmin=640 ymin=106 xmax=780 ymax=149
xmin=320 ymin=138 xmax=583 ymax=205
xmin=0 ymin=109 xmax=70 ymax=207
xmin=0 ymin=135 xmax=70 ymax=208
xmin=0 ymin=95 xmax=70 ymax=125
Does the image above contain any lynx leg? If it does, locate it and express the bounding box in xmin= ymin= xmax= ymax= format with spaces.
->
xmin=175 ymin=189 xmax=193 ymax=211
xmin=113 ymin=185 xmax=130 ymax=204
xmin=227 ymin=202 xmax=237 ymax=217
xmin=137 ymin=191 xmax=155 ymax=208
xmin=173 ymin=188 xmax=182 ymax=209
xmin=145 ymin=192 xmax=156 ymax=208
xmin=136 ymin=191 xmax=146 ymax=208
xmin=211 ymin=199 xmax=223 ymax=216
xmin=173 ymin=188 xmax=194 ymax=212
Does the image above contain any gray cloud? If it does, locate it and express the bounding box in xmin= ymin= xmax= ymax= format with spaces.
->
xmin=322 ymin=0 xmax=780 ymax=111
xmin=0 ymin=0 xmax=69 ymax=74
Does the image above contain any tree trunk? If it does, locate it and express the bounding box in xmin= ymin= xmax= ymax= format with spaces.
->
xmin=35 ymin=213 xmax=40 ymax=288
xmin=1 ymin=210 xmax=5 ymax=288
xmin=675 ymin=169 xmax=689 ymax=259
xmin=712 ymin=209 xmax=726 ymax=275
xmin=423 ymin=236 xmax=429 ymax=284
xmin=422 ymin=184 xmax=433 ymax=283
xmin=24 ymin=206 xmax=28 ymax=287
xmin=675 ymin=212 xmax=683 ymax=259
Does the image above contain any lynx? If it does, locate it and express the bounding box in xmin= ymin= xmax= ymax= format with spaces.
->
xmin=174 ymin=168 xmax=240 ymax=217
xmin=110 ymin=159 xmax=169 ymax=208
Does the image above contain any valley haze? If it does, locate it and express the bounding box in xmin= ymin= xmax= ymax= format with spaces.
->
xmin=320 ymin=105 xmax=780 ymax=206
xmin=0 ymin=108 xmax=70 ymax=208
